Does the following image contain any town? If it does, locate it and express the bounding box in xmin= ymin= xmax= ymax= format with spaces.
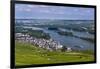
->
xmin=15 ymin=33 xmax=72 ymax=51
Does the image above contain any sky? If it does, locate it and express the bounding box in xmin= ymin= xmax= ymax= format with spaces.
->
xmin=15 ymin=4 xmax=94 ymax=20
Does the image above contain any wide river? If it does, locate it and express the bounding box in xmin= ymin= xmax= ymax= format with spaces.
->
xmin=23 ymin=26 xmax=94 ymax=51
xmin=42 ymin=28 xmax=94 ymax=51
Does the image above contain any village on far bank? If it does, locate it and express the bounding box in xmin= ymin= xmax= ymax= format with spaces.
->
xmin=15 ymin=33 xmax=72 ymax=52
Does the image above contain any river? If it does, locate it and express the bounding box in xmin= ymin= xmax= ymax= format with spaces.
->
xmin=43 ymin=28 xmax=94 ymax=51
xmin=22 ymin=26 xmax=94 ymax=51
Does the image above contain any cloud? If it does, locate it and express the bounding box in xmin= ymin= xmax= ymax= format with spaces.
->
xmin=25 ymin=8 xmax=31 ymax=12
xmin=15 ymin=4 xmax=94 ymax=20
xmin=41 ymin=10 xmax=50 ymax=13
xmin=27 ymin=5 xmax=35 ymax=8
xmin=15 ymin=5 xmax=19 ymax=8
xmin=26 ymin=4 xmax=51 ymax=8
xmin=39 ymin=5 xmax=50 ymax=8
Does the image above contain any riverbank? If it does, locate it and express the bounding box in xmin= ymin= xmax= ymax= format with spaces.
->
xmin=15 ymin=41 xmax=94 ymax=66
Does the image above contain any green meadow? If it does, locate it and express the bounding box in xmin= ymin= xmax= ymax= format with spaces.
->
xmin=15 ymin=41 xmax=94 ymax=66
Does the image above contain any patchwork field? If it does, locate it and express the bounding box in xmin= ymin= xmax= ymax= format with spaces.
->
xmin=15 ymin=41 xmax=94 ymax=66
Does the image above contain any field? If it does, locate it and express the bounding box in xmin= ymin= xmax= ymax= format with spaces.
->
xmin=15 ymin=41 xmax=94 ymax=66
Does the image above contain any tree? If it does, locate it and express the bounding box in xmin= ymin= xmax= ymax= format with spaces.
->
xmin=61 ymin=45 xmax=67 ymax=52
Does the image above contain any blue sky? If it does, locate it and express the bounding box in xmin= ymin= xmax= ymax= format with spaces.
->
xmin=15 ymin=4 xmax=94 ymax=20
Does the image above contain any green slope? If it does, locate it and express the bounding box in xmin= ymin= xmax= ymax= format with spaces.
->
xmin=15 ymin=41 xmax=94 ymax=66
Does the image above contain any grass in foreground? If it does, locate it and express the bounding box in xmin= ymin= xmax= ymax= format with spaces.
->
xmin=15 ymin=41 xmax=94 ymax=66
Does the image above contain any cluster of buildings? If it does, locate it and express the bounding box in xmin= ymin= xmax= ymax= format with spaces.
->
xmin=15 ymin=33 xmax=63 ymax=51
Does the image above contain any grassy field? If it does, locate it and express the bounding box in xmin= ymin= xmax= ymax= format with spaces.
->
xmin=15 ymin=41 xmax=94 ymax=66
